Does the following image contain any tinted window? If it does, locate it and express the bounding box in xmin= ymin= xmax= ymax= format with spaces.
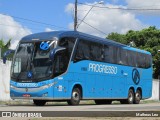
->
xmin=90 ymin=42 xmax=103 ymax=61
xmin=121 ymin=49 xmax=128 ymax=65
xmin=54 ymin=37 xmax=76 ymax=76
xmin=109 ymin=46 xmax=117 ymax=64
xmin=146 ymin=55 xmax=151 ymax=68
xmin=75 ymin=40 xmax=90 ymax=61
xmin=104 ymin=45 xmax=110 ymax=62
xmin=74 ymin=39 xmax=152 ymax=69
xmin=59 ymin=37 xmax=75 ymax=58
xmin=75 ymin=39 xmax=103 ymax=62
xmin=127 ymin=50 xmax=136 ymax=67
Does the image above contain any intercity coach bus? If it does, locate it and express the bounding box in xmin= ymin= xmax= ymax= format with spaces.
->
xmin=4 ymin=31 xmax=152 ymax=106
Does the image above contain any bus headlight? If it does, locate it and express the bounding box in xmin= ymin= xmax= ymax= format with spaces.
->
xmin=10 ymin=85 xmax=16 ymax=89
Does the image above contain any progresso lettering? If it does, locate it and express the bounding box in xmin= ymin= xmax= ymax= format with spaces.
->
xmin=89 ymin=63 xmax=118 ymax=74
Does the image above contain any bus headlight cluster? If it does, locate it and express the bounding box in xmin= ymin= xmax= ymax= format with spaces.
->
xmin=10 ymin=84 xmax=16 ymax=89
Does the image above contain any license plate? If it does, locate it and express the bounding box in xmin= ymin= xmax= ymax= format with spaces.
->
xmin=23 ymin=94 xmax=30 ymax=97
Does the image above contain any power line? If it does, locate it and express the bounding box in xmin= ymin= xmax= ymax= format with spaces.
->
xmin=77 ymin=6 xmax=93 ymax=29
xmin=0 ymin=23 xmax=47 ymax=31
xmin=0 ymin=23 xmax=25 ymax=29
xmin=78 ymin=18 xmax=107 ymax=36
xmin=78 ymin=2 xmax=160 ymax=11
xmin=1 ymin=13 xmax=68 ymax=30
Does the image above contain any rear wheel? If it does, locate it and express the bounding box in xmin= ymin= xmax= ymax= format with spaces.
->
xmin=33 ymin=100 xmax=46 ymax=106
xmin=95 ymin=100 xmax=112 ymax=105
xmin=134 ymin=90 xmax=141 ymax=104
xmin=120 ymin=89 xmax=134 ymax=104
xmin=67 ymin=88 xmax=81 ymax=105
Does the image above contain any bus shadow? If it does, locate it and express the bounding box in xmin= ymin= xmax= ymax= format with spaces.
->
xmin=7 ymin=102 xmax=123 ymax=107
xmin=6 ymin=100 xmax=124 ymax=106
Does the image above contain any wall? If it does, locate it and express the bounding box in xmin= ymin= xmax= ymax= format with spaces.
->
xmin=149 ymin=79 xmax=160 ymax=100
xmin=0 ymin=60 xmax=11 ymax=101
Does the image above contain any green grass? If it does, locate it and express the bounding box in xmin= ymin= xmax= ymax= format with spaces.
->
xmin=140 ymin=100 xmax=160 ymax=104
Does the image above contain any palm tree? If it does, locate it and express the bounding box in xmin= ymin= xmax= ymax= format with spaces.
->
xmin=0 ymin=39 xmax=5 ymax=48
xmin=0 ymin=38 xmax=11 ymax=48
xmin=0 ymin=38 xmax=12 ymax=58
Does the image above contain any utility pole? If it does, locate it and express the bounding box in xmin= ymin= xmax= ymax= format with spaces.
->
xmin=74 ymin=0 xmax=77 ymax=31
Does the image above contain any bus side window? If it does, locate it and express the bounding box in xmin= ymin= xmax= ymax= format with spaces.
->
xmin=75 ymin=40 xmax=90 ymax=61
xmin=145 ymin=55 xmax=151 ymax=68
xmin=137 ymin=53 xmax=144 ymax=68
xmin=75 ymin=45 xmax=83 ymax=60
xmin=117 ymin=47 xmax=123 ymax=64
xmin=111 ymin=46 xmax=118 ymax=64
xmin=121 ymin=49 xmax=128 ymax=65
xmin=104 ymin=45 xmax=110 ymax=63
xmin=53 ymin=51 xmax=68 ymax=77
xmin=83 ymin=41 xmax=90 ymax=60
xmin=90 ymin=42 xmax=103 ymax=61
xmin=59 ymin=37 xmax=75 ymax=58
xmin=128 ymin=50 xmax=136 ymax=67
xmin=142 ymin=54 xmax=146 ymax=68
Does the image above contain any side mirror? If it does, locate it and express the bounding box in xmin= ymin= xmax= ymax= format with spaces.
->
xmin=49 ymin=47 xmax=66 ymax=61
xmin=3 ymin=49 xmax=15 ymax=64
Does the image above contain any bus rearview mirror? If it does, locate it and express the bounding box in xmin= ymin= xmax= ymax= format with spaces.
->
xmin=3 ymin=49 xmax=15 ymax=64
xmin=49 ymin=47 xmax=66 ymax=61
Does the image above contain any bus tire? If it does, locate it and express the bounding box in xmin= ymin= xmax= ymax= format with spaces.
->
xmin=33 ymin=100 xmax=46 ymax=106
xmin=67 ymin=88 xmax=81 ymax=105
xmin=120 ymin=89 xmax=134 ymax=104
xmin=134 ymin=90 xmax=141 ymax=104
xmin=95 ymin=100 xmax=112 ymax=105
xmin=127 ymin=89 xmax=134 ymax=104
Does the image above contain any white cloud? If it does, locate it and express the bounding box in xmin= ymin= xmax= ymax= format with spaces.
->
xmin=45 ymin=27 xmax=55 ymax=32
xmin=0 ymin=14 xmax=32 ymax=49
xmin=66 ymin=3 xmax=147 ymax=38
xmin=65 ymin=3 xmax=75 ymax=14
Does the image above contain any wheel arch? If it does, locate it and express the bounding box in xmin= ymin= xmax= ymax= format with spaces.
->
xmin=129 ymin=86 xmax=135 ymax=93
xmin=72 ymin=83 xmax=83 ymax=99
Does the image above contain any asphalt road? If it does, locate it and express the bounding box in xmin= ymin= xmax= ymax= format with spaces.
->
xmin=0 ymin=102 xmax=160 ymax=118
xmin=0 ymin=101 xmax=160 ymax=111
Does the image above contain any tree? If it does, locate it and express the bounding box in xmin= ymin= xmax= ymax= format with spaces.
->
xmin=0 ymin=39 xmax=12 ymax=58
xmin=107 ymin=26 xmax=160 ymax=78
xmin=0 ymin=39 xmax=5 ymax=48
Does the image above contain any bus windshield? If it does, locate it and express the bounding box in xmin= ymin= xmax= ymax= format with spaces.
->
xmin=11 ymin=40 xmax=56 ymax=82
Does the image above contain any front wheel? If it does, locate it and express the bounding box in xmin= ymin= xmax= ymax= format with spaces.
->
xmin=33 ymin=100 xmax=46 ymax=106
xmin=67 ymin=88 xmax=81 ymax=105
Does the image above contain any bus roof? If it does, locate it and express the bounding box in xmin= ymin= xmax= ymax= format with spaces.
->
xmin=21 ymin=31 xmax=151 ymax=55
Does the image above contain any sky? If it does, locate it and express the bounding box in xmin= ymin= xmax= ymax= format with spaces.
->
xmin=0 ymin=0 xmax=160 ymax=49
